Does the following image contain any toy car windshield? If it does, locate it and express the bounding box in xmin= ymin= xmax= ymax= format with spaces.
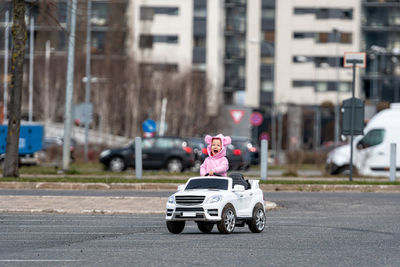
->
xmin=185 ymin=178 xmax=228 ymax=190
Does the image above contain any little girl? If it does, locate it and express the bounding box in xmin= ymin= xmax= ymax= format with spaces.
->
xmin=200 ymin=134 xmax=231 ymax=177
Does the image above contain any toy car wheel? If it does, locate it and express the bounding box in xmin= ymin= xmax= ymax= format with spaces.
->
xmin=109 ymin=157 xmax=125 ymax=172
xmin=166 ymin=221 xmax=185 ymax=234
xmin=249 ymin=203 xmax=266 ymax=233
xmin=197 ymin=222 xmax=214 ymax=233
xmin=167 ymin=158 xmax=183 ymax=173
xmin=217 ymin=204 xmax=236 ymax=234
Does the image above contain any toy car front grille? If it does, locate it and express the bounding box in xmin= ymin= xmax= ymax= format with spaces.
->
xmin=175 ymin=207 xmax=204 ymax=212
xmin=175 ymin=196 xmax=205 ymax=205
xmin=175 ymin=214 xmax=205 ymax=219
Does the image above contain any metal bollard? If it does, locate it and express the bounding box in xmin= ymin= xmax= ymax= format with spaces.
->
xmin=260 ymin=140 xmax=268 ymax=181
xmin=135 ymin=137 xmax=142 ymax=179
xmin=389 ymin=143 xmax=396 ymax=182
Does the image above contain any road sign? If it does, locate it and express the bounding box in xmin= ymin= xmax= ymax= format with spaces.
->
xmin=230 ymin=109 xmax=245 ymax=124
xmin=250 ymin=112 xmax=263 ymax=126
xmin=344 ymin=52 xmax=366 ymax=68
xmin=142 ymin=119 xmax=156 ymax=133
xmin=259 ymin=132 xmax=269 ymax=141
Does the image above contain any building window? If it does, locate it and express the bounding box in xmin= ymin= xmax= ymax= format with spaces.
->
xmin=261 ymin=80 xmax=274 ymax=92
xmin=193 ymin=36 xmax=206 ymax=47
xmin=140 ymin=7 xmax=154 ymax=20
xmin=294 ymin=32 xmax=352 ymax=44
xmin=57 ymin=2 xmax=68 ymax=23
xmin=140 ymin=63 xmax=178 ymax=76
xmin=294 ymin=8 xmax=315 ymax=15
xmin=153 ymin=35 xmax=178 ymax=43
xmin=293 ymin=32 xmax=315 ymax=39
xmin=317 ymin=33 xmax=329 ymax=43
xmin=140 ymin=6 xmax=179 ymax=20
xmin=340 ymin=33 xmax=352 ymax=44
xmin=262 ymin=9 xmax=275 ymax=19
xmin=139 ymin=34 xmax=178 ymax=48
xmin=139 ymin=35 xmax=153 ymax=48
xmin=293 ymin=80 xmax=351 ymax=92
xmin=263 ymin=31 xmax=275 ymax=42
xmin=294 ymin=8 xmax=353 ymax=20
xmin=194 ymin=5 xmax=207 ymax=18
xmin=92 ymin=2 xmax=108 ymax=26
xmin=293 ymin=81 xmax=313 ymax=87
xmin=261 ymin=56 xmax=274 ymax=65
xmin=91 ymin=32 xmax=105 ymax=53
xmin=339 ymin=82 xmax=351 ymax=92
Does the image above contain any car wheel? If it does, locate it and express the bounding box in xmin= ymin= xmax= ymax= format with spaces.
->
xmin=167 ymin=158 xmax=183 ymax=173
xmin=248 ymin=203 xmax=266 ymax=233
xmin=109 ymin=157 xmax=125 ymax=172
xmin=217 ymin=204 xmax=236 ymax=234
xmin=197 ymin=222 xmax=214 ymax=233
xmin=166 ymin=221 xmax=185 ymax=234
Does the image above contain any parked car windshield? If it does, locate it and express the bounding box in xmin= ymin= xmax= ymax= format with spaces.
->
xmin=185 ymin=178 xmax=228 ymax=190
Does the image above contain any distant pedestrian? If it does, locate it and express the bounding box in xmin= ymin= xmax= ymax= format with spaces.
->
xmin=200 ymin=134 xmax=231 ymax=177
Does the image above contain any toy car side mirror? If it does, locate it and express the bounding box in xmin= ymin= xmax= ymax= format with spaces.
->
xmin=177 ymin=184 xmax=184 ymax=191
xmin=233 ymin=184 xmax=245 ymax=192
xmin=356 ymin=142 xmax=364 ymax=150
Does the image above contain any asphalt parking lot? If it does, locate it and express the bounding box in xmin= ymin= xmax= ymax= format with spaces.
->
xmin=1 ymin=192 xmax=399 ymax=266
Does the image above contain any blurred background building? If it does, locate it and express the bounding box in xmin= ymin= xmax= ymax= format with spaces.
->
xmin=0 ymin=0 xmax=400 ymax=151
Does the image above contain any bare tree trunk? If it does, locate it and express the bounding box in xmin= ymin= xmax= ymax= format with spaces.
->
xmin=3 ymin=0 xmax=27 ymax=177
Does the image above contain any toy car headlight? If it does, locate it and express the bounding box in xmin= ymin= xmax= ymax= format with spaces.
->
xmin=167 ymin=195 xmax=175 ymax=204
xmin=207 ymin=195 xmax=223 ymax=204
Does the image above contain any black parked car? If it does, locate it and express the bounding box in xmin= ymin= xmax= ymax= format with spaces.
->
xmin=99 ymin=136 xmax=195 ymax=172
xmin=185 ymin=137 xmax=207 ymax=172
xmin=231 ymin=136 xmax=260 ymax=166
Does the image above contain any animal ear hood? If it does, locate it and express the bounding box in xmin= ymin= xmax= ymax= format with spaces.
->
xmin=204 ymin=135 xmax=213 ymax=145
xmin=205 ymin=133 xmax=231 ymax=158
xmin=210 ymin=134 xmax=231 ymax=147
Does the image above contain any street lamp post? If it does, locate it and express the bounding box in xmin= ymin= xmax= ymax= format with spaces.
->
xmin=333 ymin=28 xmax=341 ymax=144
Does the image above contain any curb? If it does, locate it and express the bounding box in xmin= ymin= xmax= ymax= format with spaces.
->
xmin=0 ymin=194 xmax=277 ymax=215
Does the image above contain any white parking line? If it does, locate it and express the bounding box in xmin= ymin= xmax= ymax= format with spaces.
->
xmin=0 ymin=260 xmax=82 ymax=262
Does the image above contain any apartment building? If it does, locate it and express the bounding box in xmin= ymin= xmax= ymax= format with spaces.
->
xmin=275 ymin=0 xmax=361 ymax=107
xmin=126 ymin=0 xmax=276 ymax=118
xmin=127 ymin=0 xmax=220 ymax=116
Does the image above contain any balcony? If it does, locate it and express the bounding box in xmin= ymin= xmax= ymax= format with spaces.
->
xmin=225 ymin=18 xmax=246 ymax=34
xmin=262 ymin=0 xmax=276 ymax=8
xmin=193 ymin=47 xmax=206 ymax=64
xmin=224 ymin=77 xmax=245 ymax=91
xmin=261 ymin=19 xmax=275 ymax=31
xmin=225 ymin=0 xmax=246 ymax=8
xmin=225 ymin=46 xmax=245 ymax=60
xmin=362 ymin=0 xmax=400 ymax=7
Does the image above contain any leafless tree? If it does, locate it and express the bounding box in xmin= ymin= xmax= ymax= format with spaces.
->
xmin=3 ymin=0 xmax=27 ymax=177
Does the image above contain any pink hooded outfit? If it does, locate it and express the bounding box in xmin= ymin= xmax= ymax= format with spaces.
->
xmin=200 ymin=134 xmax=231 ymax=177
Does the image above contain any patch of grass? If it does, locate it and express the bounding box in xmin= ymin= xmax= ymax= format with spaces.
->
xmin=0 ymin=176 xmax=187 ymax=184
xmin=0 ymin=175 xmax=399 ymax=186
xmin=259 ymin=180 xmax=400 ymax=186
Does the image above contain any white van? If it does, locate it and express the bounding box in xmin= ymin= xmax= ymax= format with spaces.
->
xmin=326 ymin=103 xmax=400 ymax=177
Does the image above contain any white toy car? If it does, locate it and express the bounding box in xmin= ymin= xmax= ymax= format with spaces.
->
xmin=165 ymin=173 xmax=266 ymax=234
